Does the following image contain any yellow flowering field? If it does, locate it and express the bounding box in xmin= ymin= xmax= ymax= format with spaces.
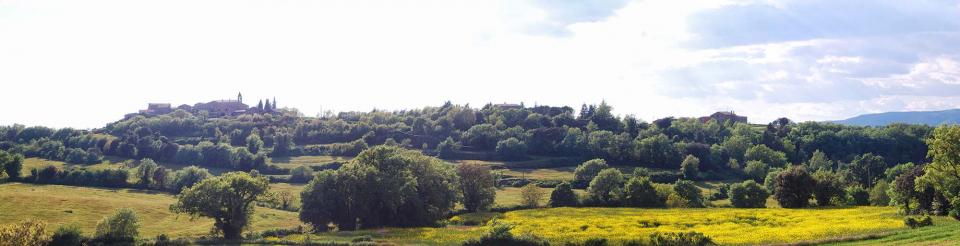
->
xmin=497 ymin=207 xmax=903 ymax=245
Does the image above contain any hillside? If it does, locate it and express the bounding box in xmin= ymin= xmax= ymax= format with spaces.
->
xmin=834 ymin=109 xmax=960 ymax=126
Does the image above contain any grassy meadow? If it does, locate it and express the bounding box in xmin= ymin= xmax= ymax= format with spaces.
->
xmin=0 ymin=182 xmax=300 ymax=238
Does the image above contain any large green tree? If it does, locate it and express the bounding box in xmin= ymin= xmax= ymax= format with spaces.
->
xmin=170 ymin=172 xmax=269 ymax=239
xmin=299 ymin=146 xmax=460 ymax=230
xmin=457 ymin=163 xmax=496 ymax=212
xmin=918 ymin=125 xmax=960 ymax=219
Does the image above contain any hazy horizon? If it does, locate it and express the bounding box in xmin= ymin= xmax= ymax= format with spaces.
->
xmin=3 ymin=0 xmax=960 ymax=129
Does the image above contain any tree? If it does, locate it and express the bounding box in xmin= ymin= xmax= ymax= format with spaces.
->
xmin=289 ymin=166 xmax=314 ymax=183
xmin=812 ymin=170 xmax=844 ymax=206
xmin=461 ymin=124 xmax=499 ymax=150
xmin=135 ymin=159 xmax=159 ymax=188
xmin=588 ymin=168 xmax=623 ymax=206
xmin=673 ymin=180 xmax=705 ymax=208
xmin=271 ymin=131 xmax=294 ymax=157
xmin=94 ymin=208 xmax=139 ymax=244
xmin=891 ymin=166 xmax=924 ymax=213
xmin=495 ymin=137 xmax=527 ymax=160
xmin=171 ymin=172 xmax=269 ymax=239
xmin=774 ymin=167 xmax=815 ymax=208
xmin=870 ymin=181 xmax=891 ymax=206
xmin=436 ymin=137 xmax=460 ymax=159
xmin=743 ymin=160 xmax=768 ymax=182
xmin=50 ymin=224 xmax=84 ymax=246
xmin=918 ymin=125 xmax=960 ymax=219
xmin=681 ymin=155 xmax=700 ymax=180
xmin=170 ymin=166 xmax=212 ymax=193
xmin=846 ymin=185 xmax=870 ymax=206
xmin=850 ymin=153 xmax=886 ymax=187
xmin=520 ymin=183 xmax=545 ymax=208
xmin=622 ymin=176 xmax=663 ymax=208
xmin=548 ymin=182 xmax=579 ymax=207
xmin=573 ymin=159 xmax=609 ymax=188
xmin=744 ymin=145 xmax=787 ymax=168
xmin=729 ymin=180 xmax=769 ymax=208
xmin=1 ymin=150 xmax=23 ymax=180
xmin=806 ymin=150 xmax=833 ymax=172
xmin=722 ymin=135 xmax=752 ymax=161
xmin=457 ymin=163 xmax=496 ymax=212
xmin=152 ymin=166 xmax=168 ymax=191
xmin=299 ymin=146 xmax=460 ymax=230
xmin=246 ymin=133 xmax=264 ymax=154
xmin=634 ymin=134 xmax=682 ymax=168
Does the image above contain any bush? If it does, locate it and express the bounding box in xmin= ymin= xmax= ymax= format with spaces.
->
xmin=0 ymin=219 xmax=48 ymax=246
xmin=462 ymin=223 xmax=549 ymax=246
xmin=50 ymin=224 xmax=85 ymax=246
xmin=647 ymin=231 xmax=715 ymax=246
xmin=729 ymin=180 xmax=769 ymax=208
xmin=904 ymin=215 xmax=934 ymax=229
xmin=774 ymin=167 xmax=815 ymax=208
xmin=743 ymin=161 xmax=768 ymax=182
xmin=94 ymin=208 xmax=140 ymax=244
xmin=549 ymin=182 xmax=579 ymax=207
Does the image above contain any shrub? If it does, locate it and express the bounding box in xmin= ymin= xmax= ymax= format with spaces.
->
xmin=774 ymin=167 xmax=815 ymax=208
xmin=94 ymin=208 xmax=140 ymax=244
xmin=461 ymin=223 xmax=549 ymax=246
xmin=50 ymin=224 xmax=85 ymax=246
xmin=573 ymin=159 xmax=609 ymax=188
xmin=0 ymin=219 xmax=48 ymax=246
xmin=904 ymin=215 xmax=933 ymax=229
xmin=549 ymin=182 xmax=579 ymax=207
xmin=729 ymin=180 xmax=769 ymax=208
xmin=647 ymin=231 xmax=715 ymax=246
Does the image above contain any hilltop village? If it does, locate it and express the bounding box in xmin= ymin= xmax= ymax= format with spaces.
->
xmin=127 ymin=92 xmax=280 ymax=118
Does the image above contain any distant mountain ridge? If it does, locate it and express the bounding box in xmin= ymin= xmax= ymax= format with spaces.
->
xmin=834 ymin=109 xmax=960 ymax=126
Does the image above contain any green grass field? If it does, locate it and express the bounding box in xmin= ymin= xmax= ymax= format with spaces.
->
xmin=826 ymin=216 xmax=960 ymax=246
xmin=269 ymin=155 xmax=352 ymax=170
xmin=0 ymin=183 xmax=300 ymax=238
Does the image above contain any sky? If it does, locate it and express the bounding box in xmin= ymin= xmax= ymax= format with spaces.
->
xmin=2 ymin=0 xmax=960 ymax=129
